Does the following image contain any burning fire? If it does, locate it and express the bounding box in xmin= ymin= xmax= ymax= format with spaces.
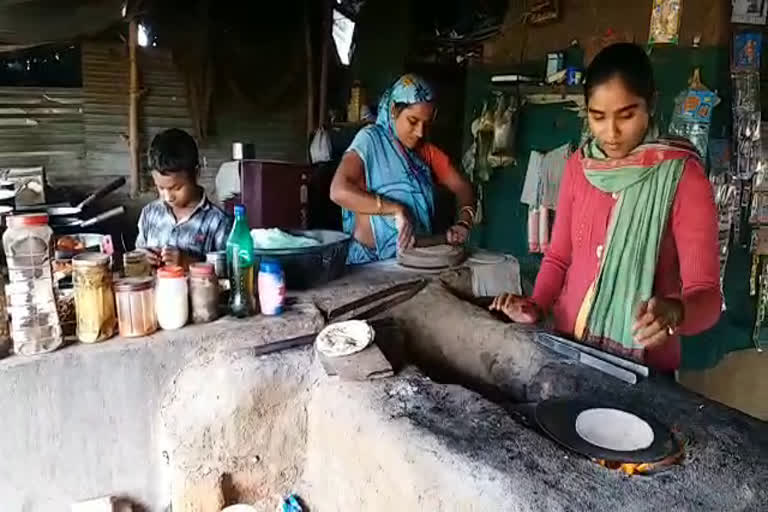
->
xmin=596 ymin=433 xmax=686 ymax=476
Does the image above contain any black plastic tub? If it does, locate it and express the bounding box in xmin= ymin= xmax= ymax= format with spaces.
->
xmin=253 ymin=230 xmax=351 ymax=289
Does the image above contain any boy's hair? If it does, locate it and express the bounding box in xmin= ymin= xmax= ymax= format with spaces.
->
xmin=148 ymin=128 xmax=199 ymax=178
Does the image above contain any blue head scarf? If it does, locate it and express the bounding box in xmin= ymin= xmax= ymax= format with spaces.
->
xmin=343 ymin=74 xmax=437 ymax=264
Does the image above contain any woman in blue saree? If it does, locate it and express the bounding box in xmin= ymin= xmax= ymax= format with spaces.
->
xmin=330 ymin=74 xmax=475 ymax=264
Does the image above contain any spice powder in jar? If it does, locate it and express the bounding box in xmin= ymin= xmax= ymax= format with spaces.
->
xmin=72 ymin=253 xmax=117 ymax=343
xmin=155 ymin=265 xmax=189 ymax=330
xmin=114 ymin=277 xmax=158 ymax=337
xmin=123 ymin=250 xmax=152 ymax=278
xmin=189 ymin=262 xmax=220 ymax=324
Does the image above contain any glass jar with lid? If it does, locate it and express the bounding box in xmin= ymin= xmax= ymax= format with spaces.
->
xmin=114 ymin=276 xmax=158 ymax=337
xmin=73 ymin=253 xmax=116 ymax=343
xmin=123 ymin=250 xmax=151 ymax=278
xmin=189 ymin=262 xmax=220 ymax=324
xmin=156 ymin=266 xmax=188 ymax=330
xmin=2 ymin=213 xmax=63 ymax=355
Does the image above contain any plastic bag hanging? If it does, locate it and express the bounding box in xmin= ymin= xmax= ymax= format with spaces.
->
xmin=309 ymin=127 xmax=332 ymax=163
xmin=488 ymin=93 xmax=519 ymax=168
xmin=474 ymin=101 xmax=496 ymax=182
xmin=668 ymin=68 xmax=720 ymax=158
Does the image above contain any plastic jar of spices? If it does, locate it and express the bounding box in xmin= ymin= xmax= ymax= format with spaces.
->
xmin=155 ymin=265 xmax=188 ymax=330
xmin=114 ymin=277 xmax=158 ymax=337
xmin=73 ymin=253 xmax=117 ymax=343
xmin=3 ymin=213 xmax=63 ymax=355
xmin=123 ymin=250 xmax=151 ymax=278
xmin=257 ymin=259 xmax=285 ymax=316
xmin=189 ymin=262 xmax=220 ymax=324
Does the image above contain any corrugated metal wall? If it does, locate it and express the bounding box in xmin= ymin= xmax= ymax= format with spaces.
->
xmin=0 ymin=41 xmax=307 ymax=194
xmin=0 ymin=86 xmax=84 ymax=185
xmin=82 ymin=41 xmax=227 ymax=191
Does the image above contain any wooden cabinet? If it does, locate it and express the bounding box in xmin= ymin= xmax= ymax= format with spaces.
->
xmin=238 ymin=160 xmax=310 ymax=230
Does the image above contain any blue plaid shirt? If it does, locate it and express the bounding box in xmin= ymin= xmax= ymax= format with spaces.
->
xmin=135 ymin=196 xmax=233 ymax=260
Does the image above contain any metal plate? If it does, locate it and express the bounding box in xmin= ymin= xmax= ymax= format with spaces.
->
xmin=535 ymin=398 xmax=677 ymax=463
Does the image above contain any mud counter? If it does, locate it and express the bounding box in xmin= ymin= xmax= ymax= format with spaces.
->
xmin=1 ymin=264 xmax=765 ymax=511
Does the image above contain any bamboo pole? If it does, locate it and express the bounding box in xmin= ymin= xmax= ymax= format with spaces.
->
xmin=318 ymin=0 xmax=331 ymax=128
xmin=304 ymin=5 xmax=315 ymax=137
xmin=128 ymin=19 xmax=140 ymax=197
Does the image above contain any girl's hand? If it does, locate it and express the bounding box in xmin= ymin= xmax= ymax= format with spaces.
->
xmin=489 ymin=294 xmax=540 ymax=324
xmin=446 ymin=223 xmax=470 ymax=245
xmin=632 ymin=297 xmax=684 ymax=349
xmin=394 ymin=207 xmax=415 ymax=250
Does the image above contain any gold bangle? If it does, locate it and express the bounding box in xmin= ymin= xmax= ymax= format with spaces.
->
xmin=456 ymin=220 xmax=472 ymax=230
xmin=376 ymin=194 xmax=383 ymax=212
xmin=459 ymin=205 xmax=475 ymax=224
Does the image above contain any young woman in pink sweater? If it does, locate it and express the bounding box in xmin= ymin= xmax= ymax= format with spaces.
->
xmin=491 ymin=43 xmax=721 ymax=371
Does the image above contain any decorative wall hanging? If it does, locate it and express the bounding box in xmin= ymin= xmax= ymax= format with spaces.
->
xmin=522 ymin=0 xmax=560 ymax=26
xmin=732 ymin=0 xmax=768 ymax=25
xmin=733 ymin=32 xmax=763 ymax=71
xmin=648 ymin=0 xmax=682 ymax=46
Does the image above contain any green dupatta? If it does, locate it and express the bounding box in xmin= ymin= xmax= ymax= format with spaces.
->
xmin=575 ymin=137 xmax=695 ymax=351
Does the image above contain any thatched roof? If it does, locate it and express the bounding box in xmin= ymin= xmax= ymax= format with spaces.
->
xmin=0 ymin=0 xmax=124 ymax=52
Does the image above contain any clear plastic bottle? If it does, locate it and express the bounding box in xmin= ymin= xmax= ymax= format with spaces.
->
xmin=3 ymin=213 xmax=63 ymax=355
xmin=0 ymin=279 xmax=10 ymax=358
xmin=258 ymin=260 xmax=285 ymax=316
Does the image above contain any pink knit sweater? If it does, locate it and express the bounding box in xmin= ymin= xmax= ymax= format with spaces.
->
xmin=531 ymin=153 xmax=722 ymax=371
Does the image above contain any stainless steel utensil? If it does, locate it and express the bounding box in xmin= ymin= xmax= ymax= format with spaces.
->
xmin=45 ymin=177 xmax=126 ymax=217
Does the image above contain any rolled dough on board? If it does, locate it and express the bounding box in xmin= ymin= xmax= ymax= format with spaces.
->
xmin=315 ymin=320 xmax=375 ymax=358
xmin=575 ymin=408 xmax=654 ymax=452
xmin=397 ymin=244 xmax=467 ymax=269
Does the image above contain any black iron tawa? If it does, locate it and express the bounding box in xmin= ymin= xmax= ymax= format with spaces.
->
xmin=535 ymin=398 xmax=678 ymax=463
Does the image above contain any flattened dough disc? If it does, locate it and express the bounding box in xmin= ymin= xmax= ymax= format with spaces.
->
xmin=575 ymin=408 xmax=654 ymax=451
xmin=397 ymin=244 xmax=467 ymax=269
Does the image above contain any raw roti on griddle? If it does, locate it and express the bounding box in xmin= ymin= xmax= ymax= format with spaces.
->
xmin=315 ymin=320 xmax=375 ymax=358
xmin=575 ymin=408 xmax=654 ymax=452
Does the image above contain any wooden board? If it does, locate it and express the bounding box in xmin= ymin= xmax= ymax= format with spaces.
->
xmin=319 ymin=341 xmax=394 ymax=380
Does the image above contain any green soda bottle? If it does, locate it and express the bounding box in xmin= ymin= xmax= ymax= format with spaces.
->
xmin=226 ymin=204 xmax=256 ymax=317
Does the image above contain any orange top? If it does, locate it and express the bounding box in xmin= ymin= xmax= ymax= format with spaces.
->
xmin=157 ymin=265 xmax=186 ymax=279
xmin=8 ymin=213 xmax=48 ymax=228
xmin=418 ymin=143 xmax=454 ymax=183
